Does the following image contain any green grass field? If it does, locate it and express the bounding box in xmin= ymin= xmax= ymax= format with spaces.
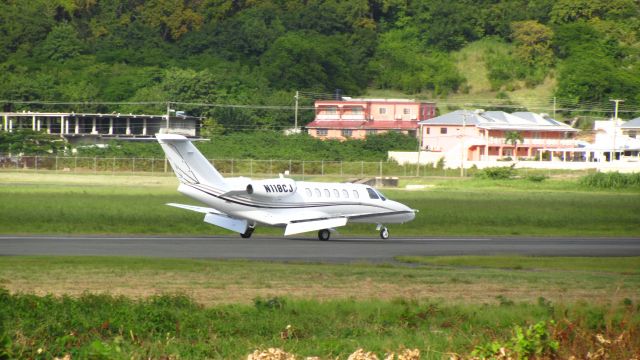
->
xmin=0 ymin=172 xmax=639 ymax=236
xmin=1 ymin=256 xmax=639 ymax=359
xmin=1 ymin=172 xmax=639 ymax=359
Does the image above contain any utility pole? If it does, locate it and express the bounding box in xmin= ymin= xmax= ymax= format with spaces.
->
xmin=610 ymin=99 xmax=624 ymax=162
xmin=294 ymin=91 xmax=299 ymax=130
xmin=416 ymin=123 xmax=423 ymax=177
xmin=460 ymin=111 xmax=467 ymax=177
xmin=166 ymin=101 xmax=172 ymax=133
xmin=553 ymin=96 xmax=556 ymax=118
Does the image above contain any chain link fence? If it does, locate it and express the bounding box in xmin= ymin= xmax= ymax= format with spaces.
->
xmin=0 ymin=155 xmax=475 ymax=178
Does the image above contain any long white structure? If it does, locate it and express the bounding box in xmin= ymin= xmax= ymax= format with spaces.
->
xmin=0 ymin=111 xmax=200 ymax=139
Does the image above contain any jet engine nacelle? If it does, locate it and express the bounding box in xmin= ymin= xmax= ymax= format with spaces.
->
xmin=246 ymin=178 xmax=297 ymax=198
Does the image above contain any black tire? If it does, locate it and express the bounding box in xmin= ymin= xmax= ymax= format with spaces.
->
xmin=380 ymin=227 xmax=389 ymax=240
xmin=318 ymin=229 xmax=331 ymax=241
xmin=240 ymin=228 xmax=254 ymax=238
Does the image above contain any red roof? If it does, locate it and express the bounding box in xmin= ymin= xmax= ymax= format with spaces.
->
xmin=306 ymin=120 xmax=418 ymax=130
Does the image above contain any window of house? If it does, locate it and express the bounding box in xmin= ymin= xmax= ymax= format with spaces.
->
xmin=333 ymin=189 xmax=339 ymax=198
xmin=403 ymin=108 xmax=411 ymax=115
xmin=326 ymin=107 xmax=337 ymax=114
xmin=323 ymin=189 xmax=330 ymax=197
xmin=629 ymin=131 xmax=637 ymax=138
xmin=440 ymin=127 xmax=447 ymax=134
xmin=426 ymin=127 xmax=430 ymax=134
xmin=317 ymin=128 xmax=328 ymax=136
xmin=351 ymin=107 xmax=363 ymax=114
xmin=366 ymin=129 xmax=377 ymax=136
xmin=342 ymin=129 xmax=352 ymax=137
xmin=314 ymin=188 xmax=321 ymax=197
xmin=379 ymin=108 xmax=387 ymax=114
xmin=342 ymin=189 xmax=349 ymax=198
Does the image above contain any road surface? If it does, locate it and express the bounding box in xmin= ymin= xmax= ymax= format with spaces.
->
xmin=1 ymin=235 xmax=639 ymax=262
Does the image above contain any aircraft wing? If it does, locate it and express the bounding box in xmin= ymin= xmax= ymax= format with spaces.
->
xmin=232 ymin=209 xmax=349 ymax=236
xmin=284 ymin=217 xmax=348 ymax=236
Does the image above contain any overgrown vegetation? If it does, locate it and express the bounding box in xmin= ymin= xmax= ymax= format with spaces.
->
xmin=1 ymin=288 xmax=638 ymax=359
xmin=579 ymin=171 xmax=640 ymax=189
xmin=1 ymin=129 xmax=418 ymax=161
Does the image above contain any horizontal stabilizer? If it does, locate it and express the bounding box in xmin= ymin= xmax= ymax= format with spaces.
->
xmin=284 ymin=217 xmax=348 ymax=236
xmin=166 ymin=203 xmax=223 ymax=215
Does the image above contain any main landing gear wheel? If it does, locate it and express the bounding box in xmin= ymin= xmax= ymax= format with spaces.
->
xmin=318 ymin=229 xmax=331 ymax=241
xmin=379 ymin=227 xmax=389 ymax=240
xmin=240 ymin=227 xmax=254 ymax=238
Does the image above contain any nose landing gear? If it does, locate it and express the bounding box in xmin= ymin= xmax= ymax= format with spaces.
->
xmin=376 ymin=224 xmax=389 ymax=240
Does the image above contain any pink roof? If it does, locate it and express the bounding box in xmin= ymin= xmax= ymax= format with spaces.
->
xmin=306 ymin=120 xmax=418 ymax=130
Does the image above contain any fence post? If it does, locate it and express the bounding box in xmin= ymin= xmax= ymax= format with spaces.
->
xmin=35 ymin=155 xmax=38 ymax=172
xmin=361 ymin=161 xmax=364 ymax=177
xmin=379 ymin=161 xmax=382 ymax=177
xmin=112 ymin=157 xmax=115 ymax=175
xmin=250 ymin=159 xmax=253 ymax=176
xmin=132 ymin=158 xmax=135 ymax=174
xmin=231 ymin=159 xmax=234 ymax=175
xmin=340 ymin=161 xmax=343 ymax=176
xmin=321 ymin=160 xmax=324 ymax=176
xmin=55 ymin=156 xmax=58 ymax=172
xmin=151 ymin=157 xmax=155 ymax=174
xmin=302 ymin=161 xmax=305 ymax=180
xmin=289 ymin=159 xmax=292 ymax=175
xmin=94 ymin=157 xmax=97 ymax=174
xmin=74 ymin=156 xmax=77 ymax=173
xmin=270 ymin=159 xmax=273 ymax=175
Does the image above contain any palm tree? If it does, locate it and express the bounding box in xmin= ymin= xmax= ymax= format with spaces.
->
xmin=504 ymin=131 xmax=524 ymax=160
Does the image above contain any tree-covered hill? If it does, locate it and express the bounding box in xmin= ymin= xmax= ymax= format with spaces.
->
xmin=1 ymin=0 xmax=639 ymax=131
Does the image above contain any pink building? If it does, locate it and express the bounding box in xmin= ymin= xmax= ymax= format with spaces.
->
xmin=418 ymin=110 xmax=578 ymax=161
xmin=306 ymin=98 xmax=436 ymax=140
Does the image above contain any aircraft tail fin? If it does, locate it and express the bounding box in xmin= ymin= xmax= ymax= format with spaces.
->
xmin=156 ymin=134 xmax=226 ymax=188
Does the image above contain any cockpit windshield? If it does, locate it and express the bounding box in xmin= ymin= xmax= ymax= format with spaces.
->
xmin=366 ymin=187 xmax=387 ymax=201
xmin=366 ymin=187 xmax=379 ymax=199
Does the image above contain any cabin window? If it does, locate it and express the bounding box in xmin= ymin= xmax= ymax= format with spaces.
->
xmin=366 ymin=188 xmax=379 ymax=199
xmin=314 ymin=188 xmax=321 ymax=197
xmin=366 ymin=129 xmax=377 ymax=136
xmin=333 ymin=189 xmax=340 ymax=197
xmin=323 ymin=189 xmax=330 ymax=197
xmin=342 ymin=189 xmax=349 ymax=198
xmin=440 ymin=128 xmax=447 ymax=134
xmin=353 ymin=190 xmax=360 ymax=199
xmin=426 ymin=128 xmax=430 ymax=135
xmin=379 ymin=108 xmax=386 ymax=114
xmin=342 ymin=129 xmax=352 ymax=137
xmin=305 ymin=188 xmax=312 ymax=197
xmin=403 ymin=108 xmax=411 ymax=115
xmin=317 ymin=129 xmax=328 ymax=136
xmin=376 ymin=190 xmax=387 ymax=201
xmin=326 ymin=107 xmax=337 ymax=115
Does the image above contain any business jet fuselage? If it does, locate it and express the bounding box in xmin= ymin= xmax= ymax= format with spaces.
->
xmin=157 ymin=134 xmax=416 ymax=240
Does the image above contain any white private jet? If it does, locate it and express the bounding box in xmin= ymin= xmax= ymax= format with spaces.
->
xmin=157 ymin=134 xmax=416 ymax=240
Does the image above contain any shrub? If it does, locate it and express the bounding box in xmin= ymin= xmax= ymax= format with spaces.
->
xmin=527 ymin=174 xmax=548 ymax=182
xmin=579 ymin=172 xmax=640 ymax=189
xmin=474 ymin=165 xmax=517 ymax=180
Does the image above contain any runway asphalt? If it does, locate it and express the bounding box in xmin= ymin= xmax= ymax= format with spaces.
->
xmin=1 ymin=235 xmax=639 ymax=262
